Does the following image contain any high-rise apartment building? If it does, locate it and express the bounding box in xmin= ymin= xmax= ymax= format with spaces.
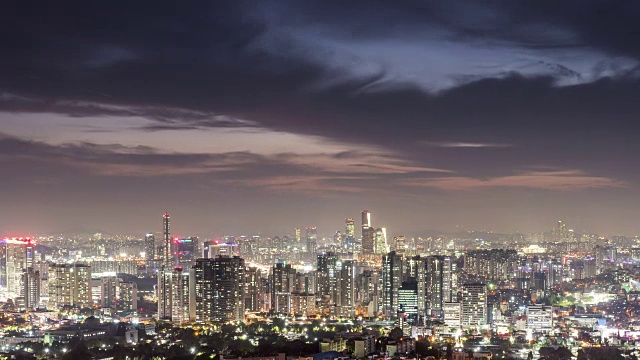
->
xmin=461 ymin=283 xmax=487 ymax=328
xmin=48 ymin=263 xmax=92 ymax=308
xmin=144 ymin=233 xmax=156 ymax=262
xmin=270 ymin=262 xmax=297 ymax=314
xmin=244 ymin=266 xmax=264 ymax=312
xmin=192 ymin=256 xmax=245 ymax=323
xmin=316 ymin=253 xmax=355 ymax=318
xmin=162 ymin=213 xmax=171 ymax=267
xmin=170 ymin=267 xmax=192 ymax=323
xmin=23 ymin=267 xmax=41 ymax=309
xmin=119 ymin=281 xmax=138 ymax=312
xmin=101 ymin=276 xmax=120 ymax=309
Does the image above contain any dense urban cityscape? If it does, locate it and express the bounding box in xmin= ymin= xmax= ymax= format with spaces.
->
xmin=5 ymin=1 xmax=640 ymax=360
xmin=0 ymin=211 xmax=638 ymax=360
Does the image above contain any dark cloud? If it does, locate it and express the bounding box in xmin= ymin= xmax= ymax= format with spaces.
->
xmin=1 ymin=1 xmax=640 ymax=234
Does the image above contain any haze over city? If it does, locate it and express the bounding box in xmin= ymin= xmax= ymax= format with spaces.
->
xmin=2 ymin=1 xmax=640 ymax=236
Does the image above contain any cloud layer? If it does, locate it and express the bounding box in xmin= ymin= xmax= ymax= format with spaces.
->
xmin=1 ymin=0 xmax=640 ymax=234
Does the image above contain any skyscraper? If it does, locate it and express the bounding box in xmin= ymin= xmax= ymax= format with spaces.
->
xmin=170 ymin=267 xmax=192 ymax=323
xmin=119 ymin=281 xmax=138 ymax=312
xmin=101 ymin=276 xmax=120 ymax=309
xmin=270 ymin=262 xmax=297 ymax=314
xmin=162 ymin=213 xmax=171 ymax=267
xmin=0 ymin=237 xmax=32 ymax=296
xmin=48 ymin=263 xmax=92 ymax=309
xmin=360 ymin=211 xmax=375 ymax=254
xmin=382 ymin=251 xmax=404 ymax=317
xmin=425 ymin=255 xmax=455 ymax=319
xmin=192 ymin=256 xmax=245 ymax=323
xmin=461 ymin=283 xmax=487 ymax=328
xmin=316 ymin=253 xmax=354 ymax=318
xmin=361 ymin=210 xmax=371 ymax=228
xmin=244 ymin=266 xmax=264 ymax=312
xmin=345 ymin=218 xmax=356 ymax=251
xmin=374 ymin=228 xmax=387 ymax=255
xmin=144 ymin=233 xmax=156 ymax=262
xmin=175 ymin=237 xmax=198 ymax=268
xmin=23 ymin=267 xmax=41 ymax=309
xmin=306 ymin=227 xmax=317 ymax=256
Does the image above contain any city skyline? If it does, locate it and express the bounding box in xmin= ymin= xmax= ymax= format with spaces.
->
xmin=3 ymin=1 xmax=640 ymax=235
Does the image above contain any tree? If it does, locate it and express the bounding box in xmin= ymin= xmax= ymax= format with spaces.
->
xmin=388 ymin=327 xmax=404 ymax=341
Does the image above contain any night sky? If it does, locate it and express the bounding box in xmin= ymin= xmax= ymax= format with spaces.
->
xmin=2 ymin=1 xmax=640 ymax=236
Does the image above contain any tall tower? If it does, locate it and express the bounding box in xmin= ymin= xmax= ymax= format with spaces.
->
xmin=344 ymin=218 xmax=356 ymax=252
xmin=361 ymin=211 xmax=374 ymax=254
xmin=162 ymin=213 xmax=171 ymax=267
xmin=361 ymin=210 xmax=371 ymax=228
xmin=382 ymin=251 xmax=404 ymax=318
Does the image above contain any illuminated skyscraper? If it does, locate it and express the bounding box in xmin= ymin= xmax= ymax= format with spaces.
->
xmin=144 ymin=233 xmax=155 ymax=262
xmin=393 ymin=236 xmax=406 ymax=254
xmin=295 ymin=228 xmax=301 ymax=244
xmin=362 ymin=227 xmax=375 ymax=254
xmin=23 ymin=267 xmax=41 ymax=309
xmin=48 ymin=263 xmax=92 ymax=309
xmin=162 ymin=213 xmax=171 ymax=267
xmin=374 ymin=228 xmax=387 ymax=255
xmin=119 ymin=281 xmax=138 ymax=312
xmin=170 ymin=267 xmax=192 ymax=323
xmin=192 ymin=256 xmax=245 ymax=323
xmin=175 ymin=237 xmax=198 ymax=268
xmin=0 ymin=237 xmax=33 ymax=296
xmin=270 ymin=262 xmax=297 ymax=314
xmin=461 ymin=282 xmax=487 ymax=327
xmin=306 ymin=227 xmax=317 ymax=256
xmin=345 ymin=218 xmax=355 ymax=238
xmin=244 ymin=266 xmax=263 ymax=312
xmin=382 ymin=251 xmax=404 ymax=317
xmin=158 ymin=212 xmax=173 ymax=321
xmin=100 ymin=276 xmax=120 ymax=309
xmin=361 ymin=210 xmax=371 ymax=228
xmin=425 ymin=255 xmax=455 ymax=319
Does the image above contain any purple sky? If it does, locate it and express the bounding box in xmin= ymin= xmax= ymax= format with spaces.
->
xmin=2 ymin=1 xmax=640 ymax=237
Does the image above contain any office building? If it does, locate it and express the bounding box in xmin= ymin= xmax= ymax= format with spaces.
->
xmin=374 ymin=228 xmax=387 ymax=255
xmin=175 ymin=237 xmax=198 ymax=268
xmin=426 ymin=255 xmax=455 ymax=319
xmin=526 ymin=305 xmax=553 ymax=332
xmin=306 ymin=227 xmax=317 ymax=256
xmin=382 ymin=251 xmax=404 ymax=317
xmin=397 ymin=279 xmax=418 ymax=325
xmin=443 ymin=302 xmax=461 ymax=328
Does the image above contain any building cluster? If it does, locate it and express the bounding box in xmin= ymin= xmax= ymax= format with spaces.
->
xmin=3 ymin=216 xmax=640 ymax=359
xmin=0 ymin=237 xmax=138 ymax=317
